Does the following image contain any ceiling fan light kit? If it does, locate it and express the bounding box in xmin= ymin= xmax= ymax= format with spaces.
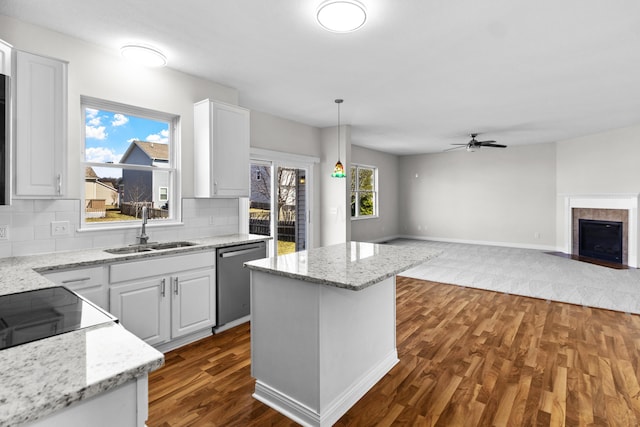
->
xmin=316 ymin=0 xmax=367 ymax=33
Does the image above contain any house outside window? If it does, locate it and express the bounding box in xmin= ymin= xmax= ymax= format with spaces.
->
xmin=159 ymin=187 xmax=168 ymax=202
xmin=350 ymin=164 xmax=377 ymax=218
xmin=81 ymin=96 xmax=179 ymax=228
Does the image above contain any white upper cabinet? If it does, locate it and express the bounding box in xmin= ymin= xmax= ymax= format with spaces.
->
xmin=14 ymin=50 xmax=67 ymax=197
xmin=0 ymin=39 xmax=11 ymax=76
xmin=194 ymin=99 xmax=250 ymax=197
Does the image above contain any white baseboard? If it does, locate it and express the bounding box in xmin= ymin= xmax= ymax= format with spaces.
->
xmin=396 ymin=234 xmax=559 ymax=252
xmin=253 ymin=350 xmax=399 ymax=427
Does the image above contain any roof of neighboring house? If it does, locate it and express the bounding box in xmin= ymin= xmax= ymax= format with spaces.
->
xmin=120 ymin=140 xmax=169 ymax=164
xmin=95 ymin=180 xmax=118 ymax=192
xmin=85 ymin=166 xmax=99 ymax=180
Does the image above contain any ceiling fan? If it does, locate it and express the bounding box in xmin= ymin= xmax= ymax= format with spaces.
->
xmin=445 ymin=133 xmax=507 ymax=152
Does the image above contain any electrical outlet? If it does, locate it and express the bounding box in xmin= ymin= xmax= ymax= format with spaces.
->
xmin=0 ymin=225 xmax=8 ymax=240
xmin=51 ymin=221 xmax=70 ymax=236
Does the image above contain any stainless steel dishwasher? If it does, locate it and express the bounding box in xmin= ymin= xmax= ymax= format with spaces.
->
xmin=216 ymin=241 xmax=267 ymax=326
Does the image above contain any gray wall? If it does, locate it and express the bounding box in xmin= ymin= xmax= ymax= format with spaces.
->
xmin=555 ymin=123 xmax=640 ymax=249
xmin=350 ymin=145 xmax=400 ymax=242
xmin=398 ymin=143 xmax=557 ymax=249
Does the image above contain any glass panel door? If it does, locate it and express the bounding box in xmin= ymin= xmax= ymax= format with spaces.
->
xmin=249 ymin=162 xmax=272 ymax=247
xmin=276 ymin=167 xmax=307 ymax=255
xmin=249 ymin=160 xmax=309 ymax=256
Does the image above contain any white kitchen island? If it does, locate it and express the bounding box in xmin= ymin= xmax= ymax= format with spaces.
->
xmin=245 ymin=241 xmax=440 ymax=427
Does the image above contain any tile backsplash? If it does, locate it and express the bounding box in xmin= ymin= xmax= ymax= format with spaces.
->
xmin=0 ymin=198 xmax=239 ymax=258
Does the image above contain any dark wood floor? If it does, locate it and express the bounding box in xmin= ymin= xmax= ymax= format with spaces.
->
xmin=148 ymin=277 xmax=640 ymax=426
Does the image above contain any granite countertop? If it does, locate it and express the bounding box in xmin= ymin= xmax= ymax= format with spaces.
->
xmin=0 ymin=233 xmax=269 ymax=426
xmin=0 ymin=233 xmax=271 ymax=296
xmin=245 ymin=241 xmax=441 ymax=290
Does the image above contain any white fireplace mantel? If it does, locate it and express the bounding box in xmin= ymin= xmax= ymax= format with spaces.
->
xmin=562 ymin=193 xmax=639 ymax=267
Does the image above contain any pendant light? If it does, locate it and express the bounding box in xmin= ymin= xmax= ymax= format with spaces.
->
xmin=331 ymin=99 xmax=346 ymax=178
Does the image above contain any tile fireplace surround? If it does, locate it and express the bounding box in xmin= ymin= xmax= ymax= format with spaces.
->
xmin=563 ymin=194 xmax=639 ymax=268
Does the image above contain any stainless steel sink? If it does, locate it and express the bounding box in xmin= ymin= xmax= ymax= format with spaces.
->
xmin=147 ymin=241 xmax=196 ymax=250
xmin=105 ymin=241 xmax=196 ymax=255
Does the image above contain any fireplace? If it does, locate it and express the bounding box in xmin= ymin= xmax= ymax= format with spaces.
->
xmin=578 ymin=219 xmax=623 ymax=263
xmin=564 ymin=194 xmax=639 ymax=268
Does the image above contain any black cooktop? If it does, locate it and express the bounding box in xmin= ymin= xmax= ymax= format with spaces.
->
xmin=0 ymin=286 xmax=117 ymax=350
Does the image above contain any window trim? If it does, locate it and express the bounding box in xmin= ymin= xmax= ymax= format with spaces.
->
xmin=80 ymin=96 xmax=181 ymax=230
xmin=350 ymin=163 xmax=378 ymax=220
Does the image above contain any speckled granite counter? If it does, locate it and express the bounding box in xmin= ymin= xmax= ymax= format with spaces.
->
xmin=0 ymin=233 xmax=269 ymax=426
xmin=244 ymin=241 xmax=441 ymax=290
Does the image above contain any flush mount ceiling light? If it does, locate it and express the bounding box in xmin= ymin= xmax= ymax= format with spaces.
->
xmin=316 ymin=0 xmax=367 ymax=33
xmin=120 ymin=44 xmax=167 ymax=67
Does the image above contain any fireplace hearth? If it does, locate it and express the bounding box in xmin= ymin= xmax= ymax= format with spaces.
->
xmin=578 ymin=219 xmax=623 ymax=263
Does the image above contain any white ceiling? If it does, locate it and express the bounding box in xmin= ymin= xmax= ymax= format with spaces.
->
xmin=2 ymin=0 xmax=640 ymax=155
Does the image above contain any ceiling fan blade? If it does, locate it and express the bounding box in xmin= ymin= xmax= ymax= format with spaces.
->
xmin=443 ymin=146 xmax=465 ymax=152
xmin=480 ymin=143 xmax=507 ymax=148
xmin=476 ymin=140 xmax=496 ymax=144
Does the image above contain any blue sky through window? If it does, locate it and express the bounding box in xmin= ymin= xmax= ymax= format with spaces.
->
xmin=85 ymin=108 xmax=169 ymax=178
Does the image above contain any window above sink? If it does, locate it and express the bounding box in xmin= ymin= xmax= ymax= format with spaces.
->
xmin=80 ymin=96 xmax=181 ymax=230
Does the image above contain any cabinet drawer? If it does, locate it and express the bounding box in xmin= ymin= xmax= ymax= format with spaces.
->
xmin=43 ymin=266 xmax=105 ymax=290
xmin=42 ymin=266 xmax=108 ymax=310
xmin=110 ymin=251 xmax=215 ymax=284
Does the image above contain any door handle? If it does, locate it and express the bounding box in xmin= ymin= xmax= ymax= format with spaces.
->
xmin=61 ymin=277 xmax=91 ymax=284
xmin=219 ymin=246 xmax=265 ymax=258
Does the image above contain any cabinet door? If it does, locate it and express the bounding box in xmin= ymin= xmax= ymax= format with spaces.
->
xmin=171 ymin=268 xmax=216 ymax=338
xmin=14 ymin=50 xmax=67 ymax=197
xmin=110 ymin=278 xmax=170 ymax=346
xmin=212 ymin=103 xmax=249 ymax=196
xmin=194 ymin=99 xmax=250 ymax=197
xmin=0 ymin=39 xmax=11 ymax=76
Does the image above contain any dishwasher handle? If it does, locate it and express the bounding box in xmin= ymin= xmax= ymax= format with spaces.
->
xmin=219 ymin=244 xmax=265 ymax=258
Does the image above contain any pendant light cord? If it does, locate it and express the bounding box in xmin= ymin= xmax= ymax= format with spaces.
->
xmin=335 ymin=98 xmax=343 ymax=161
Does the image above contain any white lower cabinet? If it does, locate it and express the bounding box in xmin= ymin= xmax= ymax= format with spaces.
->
xmin=42 ymin=266 xmax=108 ymax=310
xmin=171 ymin=269 xmax=217 ymax=338
xmin=110 ymin=277 xmax=171 ymax=346
xmin=109 ymin=251 xmax=216 ymax=347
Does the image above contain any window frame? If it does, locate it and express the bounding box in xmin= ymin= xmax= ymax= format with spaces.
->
xmin=350 ymin=163 xmax=378 ymax=220
xmin=80 ymin=96 xmax=181 ymax=230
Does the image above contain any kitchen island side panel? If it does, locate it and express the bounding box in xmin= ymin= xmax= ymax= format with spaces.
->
xmin=250 ymin=270 xmax=398 ymax=426
xmin=250 ymin=270 xmax=322 ymax=411
xmin=318 ymin=276 xmax=397 ymax=410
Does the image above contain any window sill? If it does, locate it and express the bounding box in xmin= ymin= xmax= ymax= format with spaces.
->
xmin=351 ymin=215 xmax=379 ymax=221
xmin=77 ymin=221 xmax=184 ymax=233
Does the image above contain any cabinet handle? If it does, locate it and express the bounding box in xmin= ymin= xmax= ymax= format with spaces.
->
xmin=174 ymin=277 xmax=179 ymax=295
xmin=61 ymin=277 xmax=91 ymax=284
xmin=161 ymin=278 xmax=166 ymax=297
xmin=213 ymin=181 xmax=217 ymax=195
xmin=57 ymin=173 xmax=62 ymax=195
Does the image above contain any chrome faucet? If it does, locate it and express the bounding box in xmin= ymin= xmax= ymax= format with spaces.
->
xmin=137 ymin=206 xmax=149 ymax=244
